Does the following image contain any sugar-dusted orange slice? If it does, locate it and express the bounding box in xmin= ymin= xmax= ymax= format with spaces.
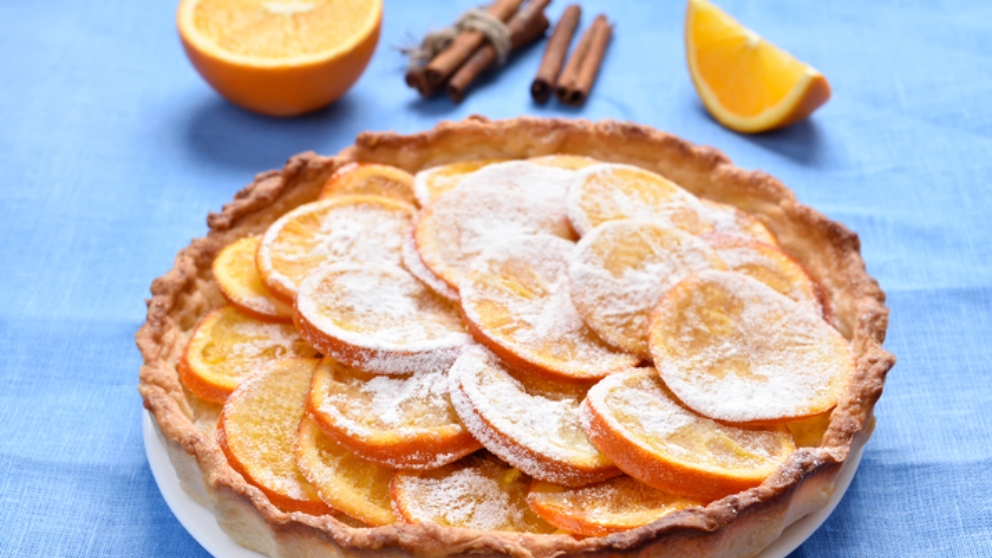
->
xmin=412 ymin=158 xmax=507 ymax=207
xmin=705 ymin=234 xmax=822 ymax=317
xmin=178 ymin=305 xmax=319 ymax=404
xmin=565 ymin=163 xmax=712 ymax=237
xmin=307 ymin=357 xmax=480 ymax=469
xmin=580 ymin=368 xmax=795 ymax=502
xmin=401 ymin=225 xmax=458 ymax=302
xmin=319 ymin=162 xmax=417 ymax=207
xmin=649 ymin=270 xmax=853 ymax=424
xmin=528 ymin=154 xmax=600 ymax=170
xmin=217 ymin=357 xmax=331 ymax=515
xmin=213 ymin=236 xmax=294 ymax=322
xmin=295 ymin=264 xmax=471 ymax=375
xmin=527 ymin=475 xmax=701 ymax=536
xmin=784 ymin=411 xmax=832 ymax=448
xmin=391 ymin=453 xmax=556 ymax=533
xmin=414 ymin=161 xmax=576 ymax=292
xmin=295 ymin=415 xmax=396 ymax=525
xmin=460 ymin=235 xmax=638 ymax=382
xmin=699 ymin=199 xmax=778 ymax=245
xmin=448 ymin=347 xmax=619 ymax=486
xmin=568 ymin=220 xmax=725 ymax=358
xmin=257 ymin=195 xmax=414 ymax=303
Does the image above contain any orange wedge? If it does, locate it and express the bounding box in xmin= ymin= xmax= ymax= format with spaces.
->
xmin=217 ymin=357 xmax=332 ymax=515
xmin=412 ymin=159 xmax=507 ymax=207
xmin=700 ymin=199 xmax=778 ymax=245
xmin=177 ymin=0 xmax=381 ymax=116
xmin=178 ymin=305 xmax=319 ymax=404
xmin=649 ymin=271 xmax=853 ymax=424
xmin=391 ymin=453 xmax=556 ymax=533
xmin=460 ymin=235 xmax=638 ymax=382
xmin=213 ymin=236 xmax=294 ymax=322
xmin=307 ymin=357 xmax=480 ymax=469
xmin=448 ymin=347 xmax=619 ymax=486
xmin=319 ymin=163 xmax=417 ymax=207
xmin=527 ymin=476 xmax=701 ymax=536
xmin=257 ymin=196 xmax=414 ymax=303
xmin=528 ymin=154 xmax=600 ymax=170
xmin=294 ymin=264 xmax=471 ymax=375
xmin=580 ymin=368 xmax=795 ymax=501
xmin=295 ymin=416 xmax=396 ymax=525
xmin=568 ymin=220 xmax=725 ymax=358
xmin=686 ymin=0 xmax=831 ymax=133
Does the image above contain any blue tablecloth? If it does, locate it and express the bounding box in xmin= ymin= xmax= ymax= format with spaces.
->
xmin=2 ymin=0 xmax=990 ymax=556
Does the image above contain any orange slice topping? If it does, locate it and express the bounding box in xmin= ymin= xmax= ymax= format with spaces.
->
xmin=528 ymin=154 xmax=600 ymax=170
xmin=527 ymin=475 xmax=701 ymax=536
xmin=580 ymin=368 xmax=795 ymax=501
xmin=294 ymin=264 xmax=470 ymax=374
xmin=307 ymin=357 xmax=480 ymax=469
xmin=568 ymin=220 xmax=725 ymax=358
xmin=217 ymin=357 xmax=331 ymax=514
xmin=179 ymin=305 xmax=318 ymax=404
xmin=257 ymin=196 xmax=414 ymax=303
xmin=391 ymin=453 xmax=556 ymax=533
xmin=412 ymin=159 xmax=507 ymax=207
xmin=460 ymin=235 xmax=638 ymax=382
xmin=700 ymin=199 xmax=778 ymax=245
xmin=319 ymin=162 xmax=417 ymax=207
xmin=401 ymin=225 xmax=458 ymax=302
xmin=649 ymin=271 xmax=853 ymax=424
xmin=295 ymin=416 xmax=396 ymax=525
xmin=685 ymin=0 xmax=831 ymax=133
xmin=448 ymin=347 xmax=619 ymax=486
xmin=212 ymin=236 xmax=294 ymax=322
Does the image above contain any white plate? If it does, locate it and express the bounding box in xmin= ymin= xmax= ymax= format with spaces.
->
xmin=144 ymin=411 xmax=863 ymax=558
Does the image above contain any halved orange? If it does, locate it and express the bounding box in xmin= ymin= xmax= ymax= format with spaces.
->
xmin=391 ymin=453 xmax=556 ymax=533
xmin=686 ymin=0 xmax=831 ymax=133
xmin=318 ymin=163 xmax=417 ymax=207
xmin=307 ymin=357 xmax=480 ymax=469
xmin=213 ymin=236 xmax=294 ymax=322
xmin=177 ymin=0 xmax=381 ymax=116
xmin=178 ymin=305 xmax=319 ymax=404
xmin=527 ymin=475 xmax=701 ymax=536
xmin=411 ymin=159 xmax=507 ymax=207
xmin=580 ymin=368 xmax=795 ymax=502
xmin=295 ymin=416 xmax=396 ymax=525
xmin=217 ymin=357 xmax=332 ymax=515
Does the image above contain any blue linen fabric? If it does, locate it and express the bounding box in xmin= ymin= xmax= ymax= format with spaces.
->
xmin=1 ymin=0 xmax=990 ymax=556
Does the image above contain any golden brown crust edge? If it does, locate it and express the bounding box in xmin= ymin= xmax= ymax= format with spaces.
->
xmin=136 ymin=115 xmax=895 ymax=558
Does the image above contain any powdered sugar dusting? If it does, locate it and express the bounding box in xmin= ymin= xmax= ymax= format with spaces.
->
xmin=698 ymin=199 xmax=778 ymax=245
xmin=401 ymin=224 xmax=459 ymax=302
xmin=199 ymin=308 xmax=317 ymax=381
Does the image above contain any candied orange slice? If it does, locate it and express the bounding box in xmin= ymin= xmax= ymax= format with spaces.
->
xmin=296 ymin=415 xmax=396 ymax=525
xmin=686 ymin=0 xmax=831 ymax=133
xmin=528 ymin=154 xmax=600 ymax=170
xmin=412 ymin=158 xmax=507 ymax=207
xmin=257 ymin=196 xmax=414 ymax=303
xmin=580 ymin=368 xmax=795 ymax=501
xmin=178 ymin=305 xmax=319 ymax=404
xmin=448 ymin=347 xmax=619 ymax=486
xmin=213 ymin=236 xmax=294 ymax=322
xmin=527 ymin=475 xmax=701 ymax=536
xmin=460 ymin=235 xmax=638 ymax=382
xmin=649 ymin=270 xmax=853 ymax=424
xmin=699 ymin=199 xmax=778 ymax=245
xmin=295 ymin=264 xmax=471 ymax=374
xmin=568 ymin=220 xmax=725 ymax=358
xmin=566 ymin=163 xmax=712 ymax=237
xmin=414 ymin=161 xmax=576 ymax=292
xmin=784 ymin=411 xmax=832 ymax=448
xmin=318 ymin=162 xmax=417 ymax=206
xmin=307 ymin=357 xmax=480 ymax=469
xmin=401 ymin=225 xmax=458 ymax=302
xmin=706 ymin=234 xmax=822 ymax=316
xmin=217 ymin=357 xmax=331 ymax=514
xmin=391 ymin=453 xmax=556 ymax=533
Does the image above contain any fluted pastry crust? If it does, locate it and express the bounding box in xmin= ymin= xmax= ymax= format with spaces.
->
xmin=137 ymin=116 xmax=895 ymax=558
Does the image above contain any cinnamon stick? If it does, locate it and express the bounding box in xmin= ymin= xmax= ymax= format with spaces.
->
xmin=423 ymin=0 xmax=526 ymax=87
xmin=447 ymin=0 xmax=552 ymax=103
xmin=531 ymin=5 xmax=581 ymax=104
xmin=553 ymin=16 xmax=594 ymax=104
xmin=557 ymin=15 xmax=611 ymax=105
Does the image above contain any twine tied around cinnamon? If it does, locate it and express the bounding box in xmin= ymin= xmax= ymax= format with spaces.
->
xmin=400 ymin=7 xmax=513 ymax=72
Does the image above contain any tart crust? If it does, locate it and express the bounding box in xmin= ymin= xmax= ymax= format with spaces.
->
xmin=137 ymin=116 xmax=895 ymax=558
